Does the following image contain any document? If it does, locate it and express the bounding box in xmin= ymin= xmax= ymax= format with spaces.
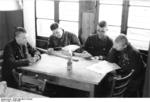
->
xmin=62 ymin=45 xmax=80 ymax=52
xmin=86 ymin=60 xmax=120 ymax=75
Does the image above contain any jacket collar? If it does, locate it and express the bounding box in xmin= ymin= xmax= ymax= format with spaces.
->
xmin=13 ymin=39 xmax=23 ymax=49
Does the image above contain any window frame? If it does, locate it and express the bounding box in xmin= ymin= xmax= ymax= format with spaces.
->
xmin=35 ymin=0 xmax=79 ymax=39
xmin=35 ymin=0 xmax=150 ymax=50
xmin=98 ymin=0 xmax=124 ymax=40
xmin=98 ymin=0 xmax=150 ymax=50
xmin=126 ymin=2 xmax=150 ymax=50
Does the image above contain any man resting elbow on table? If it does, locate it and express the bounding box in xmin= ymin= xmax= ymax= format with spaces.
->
xmin=106 ymin=34 xmax=145 ymax=97
xmin=2 ymin=27 xmax=41 ymax=88
xmin=47 ymin=22 xmax=81 ymax=55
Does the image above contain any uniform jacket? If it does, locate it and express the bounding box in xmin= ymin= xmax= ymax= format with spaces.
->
xmin=84 ymin=34 xmax=113 ymax=57
xmin=106 ymin=44 xmax=145 ymax=79
xmin=48 ymin=30 xmax=80 ymax=49
xmin=2 ymin=39 xmax=40 ymax=87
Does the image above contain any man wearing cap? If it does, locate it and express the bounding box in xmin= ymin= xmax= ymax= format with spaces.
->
xmin=2 ymin=27 xmax=41 ymax=88
xmin=83 ymin=21 xmax=113 ymax=60
xmin=47 ymin=22 xmax=80 ymax=53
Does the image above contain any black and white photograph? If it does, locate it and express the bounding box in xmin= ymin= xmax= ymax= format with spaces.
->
xmin=0 ymin=0 xmax=150 ymax=101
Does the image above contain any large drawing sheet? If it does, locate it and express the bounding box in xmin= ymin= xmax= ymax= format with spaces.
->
xmin=86 ymin=60 xmax=120 ymax=75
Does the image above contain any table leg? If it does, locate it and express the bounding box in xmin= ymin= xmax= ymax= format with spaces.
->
xmin=89 ymin=85 xmax=95 ymax=97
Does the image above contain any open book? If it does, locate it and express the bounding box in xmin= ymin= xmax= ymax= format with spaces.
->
xmin=86 ymin=60 xmax=120 ymax=75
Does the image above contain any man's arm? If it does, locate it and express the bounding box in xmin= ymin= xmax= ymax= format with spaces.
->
xmin=27 ymin=43 xmax=41 ymax=62
xmin=3 ymin=45 xmax=30 ymax=68
xmin=47 ymin=36 xmax=54 ymax=48
xmin=106 ymin=37 xmax=113 ymax=54
xmin=101 ymin=37 xmax=113 ymax=60
xmin=83 ymin=37 xmax=93 ymax=54
xmin=27 ymin=43 xmax=40 ymax=56
xmin=71 ymin=34 xmax=81 ymax=46
xmin=106 ymin=48 xmax=118 ymax=63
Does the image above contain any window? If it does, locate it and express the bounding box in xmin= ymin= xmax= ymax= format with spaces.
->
xmin=36 ymin=0 xmax=79 ymax=38
xmin=100 ymin=0 xmax=123 ymax=5
xmin=36 ymin=0 xmax=54 ymax=37
xmin=36 ymin=0 xmax=54 ymax=19
xmin=59 ymin=1 xmax=79 ymax=36
xmin=127 ymin=0 xmax=150 ymax=50
xmin=59 ymin=1 xmax=78 ymax=21
xmin=99 ymin=0 xmax=150 ymax=50
xmin=59 ymin=21 xmax=79 ymax=36
xmin=37 ymin=19 xmax=54 ymax=37
xmin=99 ymin=0 xmax=123 ymax=40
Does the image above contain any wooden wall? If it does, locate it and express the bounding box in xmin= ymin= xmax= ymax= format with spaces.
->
xmin=0 ymin=12 xmax=8 ymax=50
xmin=0 ymin=10 xmax=23 ymax=50
xmin=79 ymin=0 xmax=98 ymax=44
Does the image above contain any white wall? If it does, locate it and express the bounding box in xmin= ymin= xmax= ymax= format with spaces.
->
xmin=23 ymin=0 xmax=36 ymax=47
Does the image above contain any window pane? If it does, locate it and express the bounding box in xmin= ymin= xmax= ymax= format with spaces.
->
xmin=59 ymin=0 xmax=79 ymax=1
xmin=37 ymin=19 xmax=54 ymax=37
xmin=127 ymin=28 xmax=150 ymax=50
xmin=128 ymin=6 xmax=150 ymax=29
xmin=107 ymin=26 xmax=121 ymax=41
xmin=100 ymin=0 xmax=123 ymax=5
xmin=59 ymin=2 xmax=79 ymax=21
xmin=36 ymin=0 xmax=54 ymax=19
xmin=99 ymin=5 xmax=122 ymax=26
xmin=130 ymin=0 xmax=150 ymax=6
xmin=59 ymin=21 xmax=79 ymax=37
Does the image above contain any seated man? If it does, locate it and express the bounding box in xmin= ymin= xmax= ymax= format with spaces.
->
xmin=2 ymin=27 xmax=41 ymax=88
xmin=47 ymin=22 xmax=81 ymax=54
xmin=106 ymin=34 xmax=145 ymax=97
xmin=83 ymin=21 xmax=113 ymax=60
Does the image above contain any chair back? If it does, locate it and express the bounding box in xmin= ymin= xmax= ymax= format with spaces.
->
xmin=110 ymin=69 xmax=134 ymax=97
xmin=12 ymin=69 xmax=47 ymax=94
xmin=0 ymin=50 xmax=4 ymax=81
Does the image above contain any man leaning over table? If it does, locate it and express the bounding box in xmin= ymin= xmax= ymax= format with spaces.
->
xmin=2 ymin=27 xmax=41 ymax=88
xmin=106 ymin=34 xmax=146 ymax=97
xmin=47 ymin=22 xmax=81 ymax=54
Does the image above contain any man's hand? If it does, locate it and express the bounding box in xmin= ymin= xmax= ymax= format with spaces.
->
xmin=93 ymin=56 xmax=99 ymax=60
xmin=98 ymin=55 xmax=104 ymax=60
xmin=28 ymin=56 xmax=39 ymax=65
xmin=34 ymin=54 xmax=40 ymax=61
xmin=28 ymin=57 xmax=35 ymax=65
xmin=93 ymin=56 xmax=103 ymax=60
xmin=82 ymin=51 xmax=92 ymax=58
xmin=47 ymin=48 xmax=54 ymax=55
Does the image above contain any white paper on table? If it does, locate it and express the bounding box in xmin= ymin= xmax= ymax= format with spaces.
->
xmin=62 ymin=45 xmax=80 ymax=52
xmin=86 ymin=60 xmax=120 ymax=75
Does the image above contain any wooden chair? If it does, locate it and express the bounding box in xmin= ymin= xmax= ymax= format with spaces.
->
xmin=138 ymin=52 xmax=147 ymax=97
xmin=110 ymin=69 xmax=134 ymax=97
xmin=12 ymin=69 xmax=47 ymax=95
xmin=0 ymin=50 xmax=4 ymax=81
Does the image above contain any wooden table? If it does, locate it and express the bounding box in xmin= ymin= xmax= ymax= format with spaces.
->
xmin=20 ymin=54 xmax=118 ymax=97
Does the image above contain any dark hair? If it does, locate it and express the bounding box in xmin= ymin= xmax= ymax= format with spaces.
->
xmin=98 ymin=21 xmax=107 ymax=28
xmin=14 ymin=27 xmax=26 ymax=37
xmin=115 ymin=34 xmax=129 ymax=46
xmin=50 ymin=22 xmax=59 ymax=31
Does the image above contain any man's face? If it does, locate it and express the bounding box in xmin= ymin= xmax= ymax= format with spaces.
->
xmin=16 ymin=32 xmax=27 ymax=45
xmin=52 ymin=28 xmax=63 ymax=38
xmin=96 ymin=25 xmax=108 ymax=37
xmin=114 ymin=41 xmax=126 ymax=51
